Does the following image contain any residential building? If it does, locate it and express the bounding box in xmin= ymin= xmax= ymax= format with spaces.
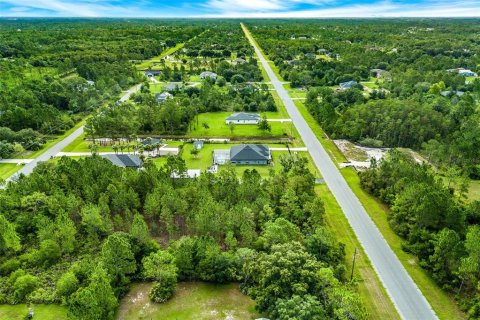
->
xmin=200 ymin=71 xmax=217 ymax=80
xmin=155 ymin=92 xmax=173 ymax=104
xmin=213 ymin=144 xmax=271 ymax=165
xmin=101 ymin=154 xmax=142 ymax=169
xmin=339 ymin=80 xmax=358 ymax=90
xmin=230 ymin=144 xmax=271 ymax=165
xmin=226 ymin=112 xmax=261 ymax=124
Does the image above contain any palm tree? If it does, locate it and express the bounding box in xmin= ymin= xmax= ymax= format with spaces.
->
xmin=88 ymin=143 xmax=99 ymax=156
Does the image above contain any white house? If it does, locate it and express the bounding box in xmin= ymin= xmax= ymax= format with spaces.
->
xmin=200 ymin=71 xmax=217 ymax=80
xmin=225 ymin=112 xmax=261 ymax=124
xmin=155 ymin=92 xmax=173 ymax=104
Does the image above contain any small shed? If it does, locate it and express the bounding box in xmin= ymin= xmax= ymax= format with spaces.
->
xmin=193 ymin=141 xmax=204 ymax=150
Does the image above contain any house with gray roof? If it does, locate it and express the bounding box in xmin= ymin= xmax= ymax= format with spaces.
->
xmin=155 ymin=92 xmax=173 ymax=104
xmin=200 ymin=71 xmax=217 ymax=80
xmin=339 ymin=80 xmax=359 ymax=90
xmin=164 ymin=83 xmax=183 ymax=91
xmin=226 ymin=112 xmax=261 ymax=124
xmin=101 ymin=154 xmax=142 ymax=169
xmin=213 ymin=144 xmax=271 ymax=165
xmin=230 ymin=144 xmax=271 ymax=165
xmin=144 ymin=70 xmax=161 ymax=77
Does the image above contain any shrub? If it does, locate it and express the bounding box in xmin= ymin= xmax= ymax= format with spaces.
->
xmin=13 ymin=274 xmax=38 ymax=302
xmin=0 ymin=258 xmax=21 ymax=276
xmin=57 ymin=271 xmax=80 ymax=299
xmin=149 ymin=278 xmax=176 ymax=303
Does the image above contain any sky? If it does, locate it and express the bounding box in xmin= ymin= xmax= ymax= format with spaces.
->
xmin=1 ymin=0 xmax=480 ymax=18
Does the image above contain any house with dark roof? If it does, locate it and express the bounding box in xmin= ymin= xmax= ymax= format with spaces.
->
xmin=141 ymin=138 xmax=163 ymax=146
xmin=226 ymin=113 xmax=261 ymax=124
xmin=200 ymin=71 xmax=217 ymax=80
xmin=155 ymin=92 xmax=173 ymax=104
xmin=101 ymin=154 xmax=142 ymax=169
xmin=339 ymin=80 xmax=359 ymax=90
xmin=230 ymin=144 xmax=271 ymax=165
xmin=144 ymin=70 xmax=161 ymax=77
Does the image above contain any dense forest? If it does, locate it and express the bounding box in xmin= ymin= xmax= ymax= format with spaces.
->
xmin=0 ymin=155 xmax=365 ymax=319
xmin=360 ymin=151 xmax=480 ymax=317
xmin=248 ymin=19 xmax=480 ymax=176
xmin=0 ymin=19 xmax=205 ymax=158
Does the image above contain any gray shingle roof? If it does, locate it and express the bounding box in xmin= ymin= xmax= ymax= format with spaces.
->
xmin=226 ymin=112 xmax=261 ymax=121
xmin=339 ymin=80 xmax=358 ymax=89
xmin=230 ymin=144 xmax=270 ymax=162
xmin=101 ymin=154 xmax=142 ymax=168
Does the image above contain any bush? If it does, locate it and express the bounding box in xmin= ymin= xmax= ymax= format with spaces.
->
xmin=359 ymin=137 xmax=383 ymax=148
xmin=38 ymin=240 xmax=61 ymax=267
xmin=149 ymin=278 xmax=176 ymax=303
xmin=13 ymin=274 xmax=38 ymax=302
xmin=0 ymin=258 xmax=21 ymax=276
xmin=57 ymin=271 xmax=80 ymax=299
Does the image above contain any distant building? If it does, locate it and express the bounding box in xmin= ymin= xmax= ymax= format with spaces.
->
xmin=447 ymin=68 xmax=478 ymax=77
xmin=101 ymin=154 xmax=142 ymax=169
xmin=226 ymin=112 xmax=261 ymax=124
xmin=305 ymin=53 xmax=316 ymax=59
xmin=459 ymin=69 xmax=477 ymax=77
xmin=370 ymin=69 xmax=386 ymax=78
xmin=234 ymin=58 xmax=247 ymax=64
xmin=171 ymin=169 xmax=201 ymax=179
xmin=200 ymin=71 xmax=217 ymax=80
xmin=213 ymin=144 xmax=271 ymax=165
xmin=317 ymin=48 xmax=328 ymax=54
xmin=440 ymin=91 xmax=465 ymax=97
xmin=86 ymin=80 xmax=95 ymax=86
xmin=193 ymin=141 xmax=204 ymax=150
xmin=155 ymin=92 xmax=173 ymax=104
xmin=164 ymin=83 xmax=183 ymax=91
xmin=141 ymin=138 xmax=163 ymax=146
xmin=339 ymin=80 xmax=358 ymax=90
xmin=144 ymin=70 xmax=161 ymax=77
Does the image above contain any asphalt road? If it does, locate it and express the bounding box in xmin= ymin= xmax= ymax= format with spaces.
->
xmin=2 ymin=84 xmax=142 ymax=186
xmin=242 ymin=23 xmax=438 ymax=320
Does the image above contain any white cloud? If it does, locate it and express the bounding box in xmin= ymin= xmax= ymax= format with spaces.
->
xmin=202 ymin=0 xmax=480 ymax=17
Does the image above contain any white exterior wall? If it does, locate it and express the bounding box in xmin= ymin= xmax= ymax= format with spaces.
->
xmin=225 ymin=119 xmax=259 ymax=124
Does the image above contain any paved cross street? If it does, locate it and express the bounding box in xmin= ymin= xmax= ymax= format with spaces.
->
xmin=2 ymin=84 xmax=142 ymax=187
xmin=241 ymin=23 xmax=438 ymax=320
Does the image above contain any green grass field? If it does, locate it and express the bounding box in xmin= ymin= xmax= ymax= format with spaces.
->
xmin=116 ymin=282 xmax=259 ymax=320
xmin=0 ymin=163 xmax=22 ymax=180
xmin=468 ymin=179 xmax=480 ymax=201
xmin=187 ymin=112 xmax=292 ymax=139
xmin=0 ymin=304 xmax=68 ymax=320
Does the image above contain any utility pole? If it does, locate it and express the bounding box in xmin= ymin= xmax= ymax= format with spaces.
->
xmin=350 ymin=248 xmax=358 ymax=281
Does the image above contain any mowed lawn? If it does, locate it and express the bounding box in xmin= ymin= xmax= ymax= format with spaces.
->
xmin=188 ymin=112 xmax=292 ymax=138
xmin=116 ymin=282 xmax=260 ymax=320
xmin=0 ymin=304 xmax=68 ymax=320
xmin=0 ymin=163 xmax=22 ymax=180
